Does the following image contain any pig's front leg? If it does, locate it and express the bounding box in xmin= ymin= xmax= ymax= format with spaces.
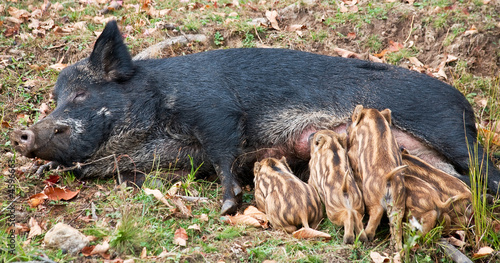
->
xmin=215 ymin=161 xmax=242 ymax=215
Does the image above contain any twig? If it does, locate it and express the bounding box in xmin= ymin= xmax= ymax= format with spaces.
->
xmin=438 ymin=238 xmax=473 ymax=263
xmin=404 ymin=15 xmax=415 ymax=44
xmin=113 ymin=154 xmax=122 ymax=185
xmin=176 ymin=195 xmax=209 ymax=203
xmin=67 ymin=202 xmax=92 ymax=225
xmin=133 ymin=34 xmax=207 ymax=60
xmin=254 ymin=26 xmax=264 ymax=44
xmin=0 ymin=197 xmax=20 ymax=214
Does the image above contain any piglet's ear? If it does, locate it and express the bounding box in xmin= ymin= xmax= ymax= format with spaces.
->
xmin=89 ymin=20 xmax=135 ymax=82
xmin=380 ymin=108 xmax=392 ymax=125
xmin=351 ymin=105 xmax=364 ymax=125
xmin=338 ymin=133 xmax=348 ymax=148
xmin=253 ymin=162 xmax=262 ymax=175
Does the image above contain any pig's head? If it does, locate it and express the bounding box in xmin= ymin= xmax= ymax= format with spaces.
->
xmin=11 ymin=21 xmax=138 ymax=166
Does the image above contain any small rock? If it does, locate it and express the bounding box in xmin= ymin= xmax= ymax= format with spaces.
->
xmin=44 ymin=223 xmax=89 ymax=254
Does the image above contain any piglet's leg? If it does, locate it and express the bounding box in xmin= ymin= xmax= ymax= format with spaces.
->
xmin=364 ymin=205 xmax=384 ymax=241
xmin=353 ymin=211 xmax=368 ymax=242
xmin=419 ymin=210 xmax=439 ymax=236
xmin=343 ymin=210 xmax=355 ymax=244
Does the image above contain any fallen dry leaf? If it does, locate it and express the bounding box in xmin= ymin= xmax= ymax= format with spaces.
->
xmin=143 ymin=188 xmax=173 ymax=207
xmin=222 ymin=214 xmax=261 ymax=228
xmin=433 ymin=65 xmax=448 ymax=80
xmin=479 ymin=128 xmax=500 ymax=146
xmin=445 ymin=54 xmax=458 ymax=63
xmin=73 ymin=21 xmax=87 ymax=31
xmin=81 ymin=246 xmax=95 ymax=256
xmin=370 ymin=251 xmax=391 ymax=263
xmin=38 ymin=103 xmax=51 ymax=120
xmin=199 ymin=213 xmax=209 ymax=222
xmin=287 ymin=24 xmax=306 ymax=31
xmin=388 ymin=41 xmax=403 ymax=52
xmin=408 ymin=57 xmax=423 ymax=67
xmin=8 ymin=6 xmax=30 ymax=20
xmin=49 ymin=62 xmax=68 ymax=71
xmin=472 ymin=246 xmax=494 ymax=259
xmin=339 ymin=2 xmax=348 ymax=13
xmin=8 ymin=223 xmax=30 ymax=235
xmin=464 ymin=25 xmax=478 ymax=37
xmin=140 ymin=247 xmax=147 ymax=258
xmin=92 ymin=240 xmax=110 ymax=254
xmin=369 ymin=54 xmax=383 ymax=63
xmin=447 ymin=236 xmax=466 ymax=248
xmin=292 ymin=227 xmax=331 ymax=240
xmin=171 ymin=196 xmax=192 ymax=218
xmin=334 ymin=47 xmax=363 ymax=59
xmin=173 ymin=227 xmax=188 ymax=246
xmin=27 ymin=217 xmax=42 ymax=239
xmin=1 ymin=121 xmax=12 ymax=128
xmin=265 ymin=10 xmax=280 ymax=30
xmin=28 ymin=192 xmax=48 ymax=208
xmin=187 ymin=224 xmax=201 ymax=231
xmin=43 ymin=174 xmax=60 ymax=186
xmin=167 ymin=181 xmax=182 ymax=197
xmin=243 ymin=205 xmax=268 ymax=225
xmin=347 ymin=32 xmax=356 ymax=39
xmin=43 ymin=186 xmax=80 ymax=201
xmin=4 ymin=24 xmax=20 ymax=37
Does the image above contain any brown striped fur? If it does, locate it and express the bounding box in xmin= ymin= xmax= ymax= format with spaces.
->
xmin=308 ymin=130 xmax=367 ymax=244
xmin=347 ymin=105 xmax=406 ymax=250
xmin=253 ymin=157 xmax=324 ymax=233
xmin=402 ymin=149 xmax=472 ymax=233
xmin=404 ymin=174 xmax=469 ymax=235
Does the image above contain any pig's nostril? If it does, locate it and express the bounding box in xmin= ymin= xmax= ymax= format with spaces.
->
xmin=21 ymin=134 xmax=29 ymax=141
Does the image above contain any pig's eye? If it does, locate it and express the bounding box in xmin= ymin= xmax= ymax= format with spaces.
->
xmin=73 ymin=91 xmax=88 ymax=103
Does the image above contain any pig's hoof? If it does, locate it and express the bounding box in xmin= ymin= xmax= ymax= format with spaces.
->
xmin=221 ymin=199 xmax=238 ymax=215
xmin=343 ymin=235 xmax=354 ymax=244
xmin=358 ymin=232 xmax=368 ymax=243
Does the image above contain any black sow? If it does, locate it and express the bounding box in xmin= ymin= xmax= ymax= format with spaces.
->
xmin=11 ymin=21 xmax=500 ymax=215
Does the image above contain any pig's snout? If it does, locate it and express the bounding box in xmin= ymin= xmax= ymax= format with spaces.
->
xmin=11 ymin=129 xmax=36 ymax=157
xmin=11 ymin=120 xmax=72 ymax=159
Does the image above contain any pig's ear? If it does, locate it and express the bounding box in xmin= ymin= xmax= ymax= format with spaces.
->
xmin=89 ymin=20 xmax=134 ymax=82
xmin=351 ymin=105 xmax=364 ymax=125
xmin=380 ymin=108 xmax=392 ymax=125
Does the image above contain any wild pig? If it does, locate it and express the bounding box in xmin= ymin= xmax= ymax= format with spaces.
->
xmin=404 ymin=174 xmax=469 ymax=235
xmin=253 ymin=157 xmax=324 ymax=233
xmin=347 ymin=105 xmax=406 ymax=250
xmin=11 ymin=21 xmax=500 ymax=215
xmin=308 ymin=130 xmax=366 ymax=244
xmin=402 ymin=149 xmax=473 ymax=233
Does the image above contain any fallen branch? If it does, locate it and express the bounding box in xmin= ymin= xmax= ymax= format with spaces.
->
xmin=133 ymin=34 xmax=207 ymax=60
xmin=438 ymin=238 xmax=472 ymax=263
xmin=176 ymin=195 xmax=209 ymax=203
